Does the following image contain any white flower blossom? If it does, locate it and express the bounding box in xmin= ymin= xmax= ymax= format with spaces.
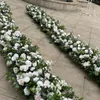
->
xmin=20 ymin=53 xmax=26 ymax=60
xmin=13 ymin=67 xmax=18 ymax=74
xmin=11 ymin=53 xmax=19 ymax=61
xmin=24 ymin=87 xmax=30 ymax=96
xmin=25 ymin=60 xmax=31 ymax=67
xmin=45 ymin=73 xmax=50 ymax=79
xmin=20 ymin=65 xmax=29 ymax=72
xmin=23 ymin=77 xmax=30 ymax=83
xmin=37 ymin=81 xmax=43 ymax=87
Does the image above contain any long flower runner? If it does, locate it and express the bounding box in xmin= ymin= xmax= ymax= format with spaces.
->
xmin=0 ymin=1 xmax=81 ymax=100
xmin=26 ymin=4 xmax=100 ymax=85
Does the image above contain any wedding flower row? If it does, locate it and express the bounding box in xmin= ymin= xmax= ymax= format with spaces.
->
xmin=26 ymin=4 xmax=100 ymax=84
xmin=0 ymin=1 xmax=81 ymax=100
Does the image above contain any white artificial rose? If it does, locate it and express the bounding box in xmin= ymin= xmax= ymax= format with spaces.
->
xmin=82 ymin=47 xmax=85 ymax=50
xmin=13 ymin=67 xmax=19 ymax=74
xmin=38 ymin=69 xmax=42 ymax=74
xmin=17 ymin=79 xmax=24 ymax=86
xmin=37 ymin=81 xmax=43 ymax=86
xmin=24 ymin=87 xmax=30 ymax=96
xmin=30 ymin=67 xmax=35 ymax=71
xmin=45 ymin=73 xmax=50 ymax=79
xmin=20 ymin=65 xmax=29 ymax=72
xmin=43 ymin=80 xmax=50 ymax=88
xmin=11 ymin=54 xmax=19 ymax=61
xmin=24 ymin=77 xmax=30 ymax=83
xmin=72 ymin=48 xmax=77 ymax=52
xmin=4 ymin=34 xmax=11 ymax=41
xmin=6 ymin=60 xmax=12 ymax=66
xmin=82 ymin=61 xmax=91 ymax=67
xmin=33 ymin=62 xmax=37 ymax=67
xmin=25 ymin=60 xmax=31 ymax=67
xmin=79 ymin=55 xmax=84 ymax=59
xmin=33 ymin=77 xmax=39 ymax=82
xmin=34 ymin=94 xmax=41 ymax=100
xmin=13 ymin=31 xmax=22 ymax=37
xmin=84 ymin=49 xmax=88 ymax=53
xmin=27 ymin=56 xmax=31 ymax=60
xmin=76 ymin=41 xmax=81 ymax=44
xmin=20 ymin=53 xmax=26 ymax=60
xmin=33 ymin=71 xmax=39 ymax=76
xmin=14 ymin=43 xmax=20 ymax=50
xmin=84 ymin=54 xmax=89 ymax=58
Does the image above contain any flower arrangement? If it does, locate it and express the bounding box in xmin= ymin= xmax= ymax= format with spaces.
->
xmin=0 ymin=1 xmax=81 ymax=100
xmin=26 ymin=4 xmax=100 ymax=85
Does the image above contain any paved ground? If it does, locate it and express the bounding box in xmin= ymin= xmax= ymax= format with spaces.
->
xmin=0 ymin=0 xmax=100 ymax=100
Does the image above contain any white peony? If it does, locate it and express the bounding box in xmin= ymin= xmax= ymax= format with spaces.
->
xmin=24 ymin=87 xmax=30 ymax=96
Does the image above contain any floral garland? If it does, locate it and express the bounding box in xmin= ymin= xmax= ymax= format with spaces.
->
xmin=26 ymin=4 xmax=100 ymax=85
xmin=0 ymin=1 xmax=81 ymax=100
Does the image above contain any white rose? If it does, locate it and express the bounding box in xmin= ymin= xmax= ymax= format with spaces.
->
xmin=72 ymin=48 xmax=77 ymax=52
xmin=6 ymin=60 xmax=12 ymax=66
xmin=20 ymin=65 xmax=29 ymax=72
xmin=82 ymin=61 xmax=91 ymax=67
xmin=17 ymin=79 xmax=24 ymax=86
xmin=30 ymin=67 xmax=35 ymax=71
xmin=37 ymin=81 xmax=43 ymax=86
xmin=25 ymin=60 xmax=31 ymax=67
xmin=38 ymin=69 xmax=42 ymax=74
xmin=27 ymin=56 xmax=31 ymax=60
xmin=24 ymin=87 xmax=30 ymax=96
xmin=14 ymin=43 xmax=20 ymax=50
xmin=20 ymin=53 xmax=26 ymax=60
xmin=33 ymin=77 xmax=39 ymax=82
xmin=43 ymin=80 xmax=50 ymax=88
xmin=33 ymin=62 xmax=37 ymax=67
xmin=79 ymin=55 xmax=84 ymax=59
xmin=45 ymin=73 xmax=50 ymax=79
xmin=11 ymin=54 xmax=19 ymax=61
xmin=13 ymin=67 xmax=18 ymax=74
xmin=23 ymin=77 xmax=30 ymax=83
xmin=33 ymin=71 xmax=39 ymax=76
xmin=84 ymin=49 xmax=88 ymax=53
